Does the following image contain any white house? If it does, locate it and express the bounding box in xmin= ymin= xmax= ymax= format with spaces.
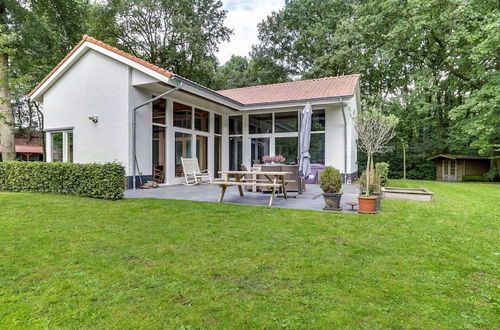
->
xmin=30 ymin=35 xmax=360 ymax=188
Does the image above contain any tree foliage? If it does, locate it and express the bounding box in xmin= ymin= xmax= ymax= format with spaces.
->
xmin=251 ymin=0 xmax=500 ymax=177
xmin=354 ymin=108 xmax=397 ymax=196
xmin=92 ymin=0 xmax=231 ymax=87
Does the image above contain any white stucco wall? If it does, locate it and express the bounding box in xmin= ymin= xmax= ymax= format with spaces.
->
xmin=41 ymin=47 xmax=360 ymax=183
xmin=43 ymin=49 xmax=130 ymax=170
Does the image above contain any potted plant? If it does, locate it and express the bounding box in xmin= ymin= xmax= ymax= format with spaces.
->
xmin=262 ymin=155 xmax=286 ymax=165
xmin=319 ymin=166 xmax=343 ymax=210
xmin=357 ymin=171 xmax=382 ymax=210
xmin=354 ymin=108 xmax=398 ymax=214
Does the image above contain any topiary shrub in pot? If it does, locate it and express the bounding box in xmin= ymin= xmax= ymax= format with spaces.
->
xmin=357 ymin=171 xmax=382 ymax=210
xmin=354 ymin=107 xmax=398 ymax=214
xmin=319 ymin=166 xmax=343 ymax=211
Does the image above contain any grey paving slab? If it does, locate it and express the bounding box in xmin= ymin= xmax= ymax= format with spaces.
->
xmin=125 ymin=183 xmax=360 ymax=213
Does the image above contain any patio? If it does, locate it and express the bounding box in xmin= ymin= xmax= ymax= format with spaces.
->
xmin=125 ymin=183 xmax=360 ymax=212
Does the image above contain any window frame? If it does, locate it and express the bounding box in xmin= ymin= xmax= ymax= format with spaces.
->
xmin=48 ymin=129 xmax=73 ymax=163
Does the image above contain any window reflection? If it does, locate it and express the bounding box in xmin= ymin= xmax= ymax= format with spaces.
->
xmin=173 ymin=102 xmax=192 ymax=129
xmin=275 ymin=111 xmax=298 ymax=133
xmin=195 ymin=109 xmax=209 ymax=132
xmin=175 ymin=132 xmax=192 ymax=177
xmin=249 ymin=113 xmax=272 ymax=134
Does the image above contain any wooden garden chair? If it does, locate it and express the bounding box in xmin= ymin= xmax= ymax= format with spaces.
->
xmin=181 ymin=157 xmax=212 ymax=185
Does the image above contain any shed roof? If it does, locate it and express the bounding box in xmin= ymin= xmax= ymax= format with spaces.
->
xmin=0 ymin=144 xmax=43 ymax=154
xmin=428 ymin=154 xmax=490 ymax=161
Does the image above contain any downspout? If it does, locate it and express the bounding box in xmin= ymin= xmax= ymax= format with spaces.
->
xmin=132 ymin=80 xmax=183 ymax=190
xmin=340 ymin=98 xmax=347 ymax=184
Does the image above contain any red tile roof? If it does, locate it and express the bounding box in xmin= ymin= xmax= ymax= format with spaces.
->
xmin=0 ymin=145 xmax=43 ymax=154
xmin=217 ymin=75 xmax=360 ymax=104
xmin=29 ymin=35 xmax=174 ymax=97
xmin=30 ymin=35 xmax=360 ymax=105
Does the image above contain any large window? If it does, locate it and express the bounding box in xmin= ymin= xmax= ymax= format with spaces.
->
xmin=275 ymin=137 xmax=298 ymax=165
xmin=250 ymin=138 xmax=270 ymax=166
xmin=229 ymin=136 xmax=242 ymax=170
xmin=214 ymin=114 xmax=222 ymax=135
xmin=175 ymin=132 xmax=192 ymax=177
xmin=229 ymin=115 xmax=242 ymax=135
xmin=50 ymin=130 xmax=73 ymax=163
xmin=51 ymin=132 xmax=64 ymax=162
xmin=311 ymin=109 xmax=325 ymax=131
xmin=275 ymin=111 xmax=298 ymax=133
xmin=214 ymin=113 xmax=222 ymax=177
xmin=214 ymin=135 xmax=222 ymax=177
xmin=152 ymin=126 xmax=166 ymax=177
xmin=195 ymin=109 xmax=209 ymax=132
xmin=173 ymin=102 xmax=192 ymax=129
xmin=310 ymin=133 xmax=325 ymax=164
xmin=196 ymin=135 xmax=208 ymax=171
xmin=249 ymin=113 xmax=272 ymax=134
xmin=152 ymin=98 xmax=166 ymax=124
xmin=66 ymin=131 xmax=73 ymax=163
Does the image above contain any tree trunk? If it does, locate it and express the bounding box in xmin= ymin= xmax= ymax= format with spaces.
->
xmin=365 ymin=153 xmax=371 ymax=197
xmin=0 ymin=52 xmax=15 ymax=161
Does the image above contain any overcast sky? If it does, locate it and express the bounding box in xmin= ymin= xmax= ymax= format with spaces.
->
xmin=216 ymin=0 xmax=285 ymax=65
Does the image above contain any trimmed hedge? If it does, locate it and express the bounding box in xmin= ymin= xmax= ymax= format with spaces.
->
xmin=0 ymin=161 xmax=126 ymax=200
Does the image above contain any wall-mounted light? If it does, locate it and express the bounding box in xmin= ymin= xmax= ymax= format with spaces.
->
xmin=88 ymin=116 xmax=98 ymax=123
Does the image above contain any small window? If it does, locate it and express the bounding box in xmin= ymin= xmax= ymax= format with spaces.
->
xmin=229 ymin=115 xmax=242 ymax=135
xmin=50 ymin=130 xmax=73 ymax=163
xmin=194 ymin=109 xmax=209 ymax=132
xmin=249 ymin=113 xmax=272 ymax=134
xmin=173 ymin=102 xmax=192 ymax=129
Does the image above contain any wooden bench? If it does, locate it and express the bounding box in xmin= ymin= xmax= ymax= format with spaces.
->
xmin=211 ymin=181 xmax=283 ymax=206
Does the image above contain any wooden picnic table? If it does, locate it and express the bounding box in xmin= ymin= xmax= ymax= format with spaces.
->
xmin=211 ymin=170 xmax=293 ymax=207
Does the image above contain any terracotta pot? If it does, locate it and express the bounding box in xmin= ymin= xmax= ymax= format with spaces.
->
xmin=358 ymin=196 xmax=377 ymax=214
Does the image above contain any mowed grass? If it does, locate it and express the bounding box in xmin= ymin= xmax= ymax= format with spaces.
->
xmin=0 ymin=180 xmax=499 ymax=329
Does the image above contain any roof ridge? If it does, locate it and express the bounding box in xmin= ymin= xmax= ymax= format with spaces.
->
xmin=217 ymin=74 xmax=361 ymax=92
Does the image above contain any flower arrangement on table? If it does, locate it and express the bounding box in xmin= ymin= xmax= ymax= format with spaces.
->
xmin=262 ymin=155 xmax=286 ymax=164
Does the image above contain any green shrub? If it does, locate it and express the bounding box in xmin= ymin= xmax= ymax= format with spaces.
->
xmin=357 ymin=171 xmax=381 ymax=195
xmin=484 ymin=168 xmax=499 ymax=182
xmin=319 ymin=166 xmax=342 ymax=193
xmin=0 ymin=161 xmax=126 ymax=200
xmin=463 ymin=175 xmax=488 ymax=182
xmin=375 ymin=162 xmax=389 ymax=186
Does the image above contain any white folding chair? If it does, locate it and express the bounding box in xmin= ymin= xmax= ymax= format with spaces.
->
xmin=181 ymin=157 xmax=212 ymax=185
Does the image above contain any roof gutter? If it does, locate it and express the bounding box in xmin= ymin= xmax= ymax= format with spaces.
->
xmin=172 ymin=75 xmax=244 ymax=109
xmin=132 ymin=78 xmax=183 ymax=190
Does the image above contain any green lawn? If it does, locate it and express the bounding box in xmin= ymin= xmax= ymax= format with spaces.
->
xmin=0 ymin=180 xmax=499 ymax=328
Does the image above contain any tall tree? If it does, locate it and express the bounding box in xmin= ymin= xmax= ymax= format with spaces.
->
xmin=250 ymin=0 xmax=500 ymax=179
xmin=0 ymin=2 xmax=15 ymax=161
xmin=92 ymin=0 xmax=232 ymax=87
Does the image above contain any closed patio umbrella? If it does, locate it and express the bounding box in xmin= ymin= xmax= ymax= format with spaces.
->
xmin=298 ymin=103 xmax=312 ymax=179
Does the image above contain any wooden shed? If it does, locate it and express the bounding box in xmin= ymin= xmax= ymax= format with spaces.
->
xmin=428 ymin=154 xmax=490 ymax=181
